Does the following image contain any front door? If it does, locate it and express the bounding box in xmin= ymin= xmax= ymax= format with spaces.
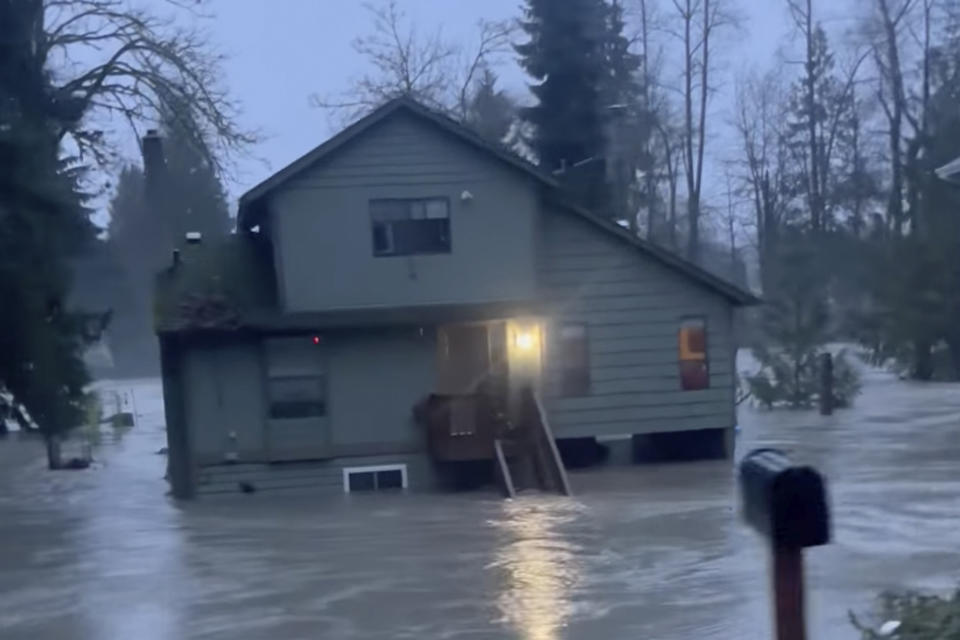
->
xmin=437 ymin=323 xmax=502 ymax=394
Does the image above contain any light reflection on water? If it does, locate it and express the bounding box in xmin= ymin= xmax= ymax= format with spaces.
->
xmin=492 ymin=498 xmax=584 ymax=640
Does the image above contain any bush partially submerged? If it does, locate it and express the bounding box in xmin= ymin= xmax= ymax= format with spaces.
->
xmin=851 ymin=588 xmax=960 ymax=639
xmin=745 ymin=347 xmax=862 ymax=409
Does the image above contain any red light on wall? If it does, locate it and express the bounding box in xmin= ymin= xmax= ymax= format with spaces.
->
xmin=312 ymin=336 xmax=321 ymax=345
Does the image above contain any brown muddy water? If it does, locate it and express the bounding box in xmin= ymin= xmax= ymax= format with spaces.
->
xmin=0 ymin=365 xmax=958 ymax=639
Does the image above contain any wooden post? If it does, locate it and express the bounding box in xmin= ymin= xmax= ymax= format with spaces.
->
xmin=772 ymin=546 xmax=807 ymax=640
xmin=819 ymin=352 xmax=833 ymax=416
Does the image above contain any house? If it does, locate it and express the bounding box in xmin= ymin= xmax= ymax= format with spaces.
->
xmin=154 ymin=97 xmax=757 ymax=499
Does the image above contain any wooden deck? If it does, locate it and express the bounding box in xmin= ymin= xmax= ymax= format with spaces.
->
xmin=417 ymin=387 xmax=571 ymax=497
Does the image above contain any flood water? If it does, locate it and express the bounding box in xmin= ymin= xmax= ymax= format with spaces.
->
xmin=1 ymin=365 xmax=958 ymax=639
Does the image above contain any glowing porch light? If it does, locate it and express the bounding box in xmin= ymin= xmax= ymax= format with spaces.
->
xmin=514 ymin=328 xmax=538 ymax=351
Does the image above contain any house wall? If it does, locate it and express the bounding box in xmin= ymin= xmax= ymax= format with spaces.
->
xmin=268 ymin=112 xmax=539 ymax=312
xmin=183 ymin=329 xmax=438 ymax=493
xmin=183 ymin=342 xmax=266 ymax=462
xmin=326 ymin=328 xmax=435 ymax=451
xmin=537 ymin=207 xmax=736 ymax=439
xmin=195 ymin=453 xmax=436 ymax=497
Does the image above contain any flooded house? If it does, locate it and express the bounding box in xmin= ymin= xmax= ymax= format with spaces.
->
xmin=154 ymin=97 xmax=757 ymax=499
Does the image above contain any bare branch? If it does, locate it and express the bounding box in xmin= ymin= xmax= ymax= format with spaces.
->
xmin=37 ymin=0 xmax=255 ymax=178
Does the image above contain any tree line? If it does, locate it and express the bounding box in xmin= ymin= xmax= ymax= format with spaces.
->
xmin=0 ymin=0 xmax=246 ymax=466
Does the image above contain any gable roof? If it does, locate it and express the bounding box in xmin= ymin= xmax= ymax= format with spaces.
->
xmin=237 ymin=97 xmax=758 ymax=306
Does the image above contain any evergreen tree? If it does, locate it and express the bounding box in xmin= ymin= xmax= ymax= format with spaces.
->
xmin=516 ymin=0 xmax=608 ymax=172
xmin=747 ymin=232 xmax=861 ymax=408
xmin=465 ymin=68 xmax=516 ymax=144
xmin=600 ymin=0 xmax=642 ymax=110
xmin=160 ymin=112 xmax=232 ymax=243
xmin=105 ymin=113 xmax=232 ymax=376
xmin=0 ymin=0 xmax=99 ymax=465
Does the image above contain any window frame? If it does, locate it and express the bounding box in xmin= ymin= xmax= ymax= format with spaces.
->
xmin=342 ymin=464 xmax=409 ymax=493
xmin=557 ymin=322 xmax=591 ymax=397
xmin=263 ymin=336 xmax=328 ymax=420
xmin=678 ymin=316 xmax=709 ymax=391
xmin=369 ymin=197 xmax=451 ymax=257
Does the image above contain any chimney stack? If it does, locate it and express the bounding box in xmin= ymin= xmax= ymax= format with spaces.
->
xmin=142 ymin=129 xmax=168 ymax=201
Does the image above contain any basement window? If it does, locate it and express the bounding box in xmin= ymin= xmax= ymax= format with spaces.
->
xmin=678 ymin=317 xmax=709 ymax=391
xmin=342 ymin=464 xmax=408 ymax=493
xmin=370 ymin=198 xmax=450 ymax=256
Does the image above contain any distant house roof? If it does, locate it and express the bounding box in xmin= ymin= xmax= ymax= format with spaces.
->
xmin=237 ymin=96 xmax=757 ymax=307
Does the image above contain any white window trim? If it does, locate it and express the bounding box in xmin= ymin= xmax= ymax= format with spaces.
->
xmin=342 ymin=464 xmax=409 ymax=493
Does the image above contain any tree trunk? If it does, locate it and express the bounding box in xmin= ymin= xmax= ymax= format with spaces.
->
xmin=947 ymin=337 xmax=960 ymax=381
xmin=913 ymin=339 xmax=933 ymax=381
xmin=44 ymin=434 xmax=62 ymax=470
xmin=802 ymin=0 xmax=823 ymax=233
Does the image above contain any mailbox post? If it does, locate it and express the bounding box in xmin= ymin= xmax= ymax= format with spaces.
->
xmin=739 ymin=449 xmax=830 ymax=640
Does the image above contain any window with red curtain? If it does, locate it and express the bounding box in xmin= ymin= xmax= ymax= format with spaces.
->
xmin=678 ymin=318 xmax=709 ymax=391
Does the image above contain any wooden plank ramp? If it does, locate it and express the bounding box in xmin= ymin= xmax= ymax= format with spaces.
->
xmin=528 ymin=389 xmax=572 ymax=496
xmin=493 ymin=438 xmax=516 ymax=498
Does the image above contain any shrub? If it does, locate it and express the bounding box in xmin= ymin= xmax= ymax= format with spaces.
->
xmin=851 ymin=588 xmax=960 ymax=640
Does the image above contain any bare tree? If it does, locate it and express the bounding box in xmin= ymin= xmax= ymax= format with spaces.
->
xmin=784 ymin=0 xmax=867 ymax=233
xmin=38 ymin=0 xmax=254 ymax=176
xmin=665 ymin=0 xmax=735 ymax=263
xmin=862 ymin=0 xmax=920 ymax=233
xmin=732 ymin=70 xmax=787 ymax=286
xmin=313 ymin=0 xmax=514 ymax=124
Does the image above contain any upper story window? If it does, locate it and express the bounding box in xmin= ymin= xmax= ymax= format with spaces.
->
xmin=370 ymin=198 xmax=450 ymax=257
xmin=678 ymin=318 xmax=709 ymax=391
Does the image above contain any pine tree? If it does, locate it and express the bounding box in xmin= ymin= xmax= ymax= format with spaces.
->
xmin=516 ymin=0 xmax=608 ymax=172
xmin=465 ymin=68 xmax=516 ymax=144
xmin=600 ymin=0 xmax=642 ymax=110
xmin=105 ymin=113 xmax=232 ymax=376
xmin=160 ymin=113 xmax=232 ymax=244
xmin=0 ymin=0 xmax=98 ymax=465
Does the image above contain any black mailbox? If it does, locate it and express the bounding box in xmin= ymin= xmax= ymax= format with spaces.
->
xmin=739 ymin=448 xmax=830 ymax=548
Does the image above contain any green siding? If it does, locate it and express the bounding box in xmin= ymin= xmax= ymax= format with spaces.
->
xmin=538 ymin=208 xmax=736 ymax=438
xmin=183 ymin=329 xmax=435 ymax=470
xmin=269 ymin=112 xmax=538 ymax=312
xmin=183 ymin=342 xmax=265 ymax=461
xmin=195 ymin=452 xmax=437 ymax=496
xmin=327 ymin=329 xmax=435 ymax=449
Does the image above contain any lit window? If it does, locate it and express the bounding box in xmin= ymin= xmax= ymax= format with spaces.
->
xmin=264 ymin=337 xmax=326 ymax=419
xmin=678 ymin=318 xmax=708 ymax=391
xmin=370 ymin=198 xmax=450 ymax=256
xmin=559 ymin=324 xmax=590 ymax=396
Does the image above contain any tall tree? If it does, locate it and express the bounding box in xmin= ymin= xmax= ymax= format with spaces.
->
xmin=314 ymin=0 xmax=514 ymax=130
xmin=601 ymin=0 xmax=647 ymax=226
xmin=0 ymin=0 xmax=97 ymax=465
xmin=732 ymin=70 xmax=788 ymax=288
xmin=464 ymin=68 xmax=517 ymax=144
xmin=0 ymin=0 xmax=250 ymax=466
xmin=516 ymin=0 xmax=608 ymax=173
xmin=783 ymin=3 xmax=864 ymax=234
xmin=666 ymin=0 xmax=734 ymax=263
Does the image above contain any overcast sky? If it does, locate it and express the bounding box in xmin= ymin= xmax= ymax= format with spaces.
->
xmin=113 ymin=0 xmax=865 ymax=226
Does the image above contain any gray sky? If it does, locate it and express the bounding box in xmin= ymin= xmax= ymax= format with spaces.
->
xmin=122 ymin=0 xmax=815 ymax=221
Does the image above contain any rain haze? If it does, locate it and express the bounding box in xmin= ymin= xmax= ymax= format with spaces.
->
xmin=2 ymin=0 xmax=960 ymax=639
